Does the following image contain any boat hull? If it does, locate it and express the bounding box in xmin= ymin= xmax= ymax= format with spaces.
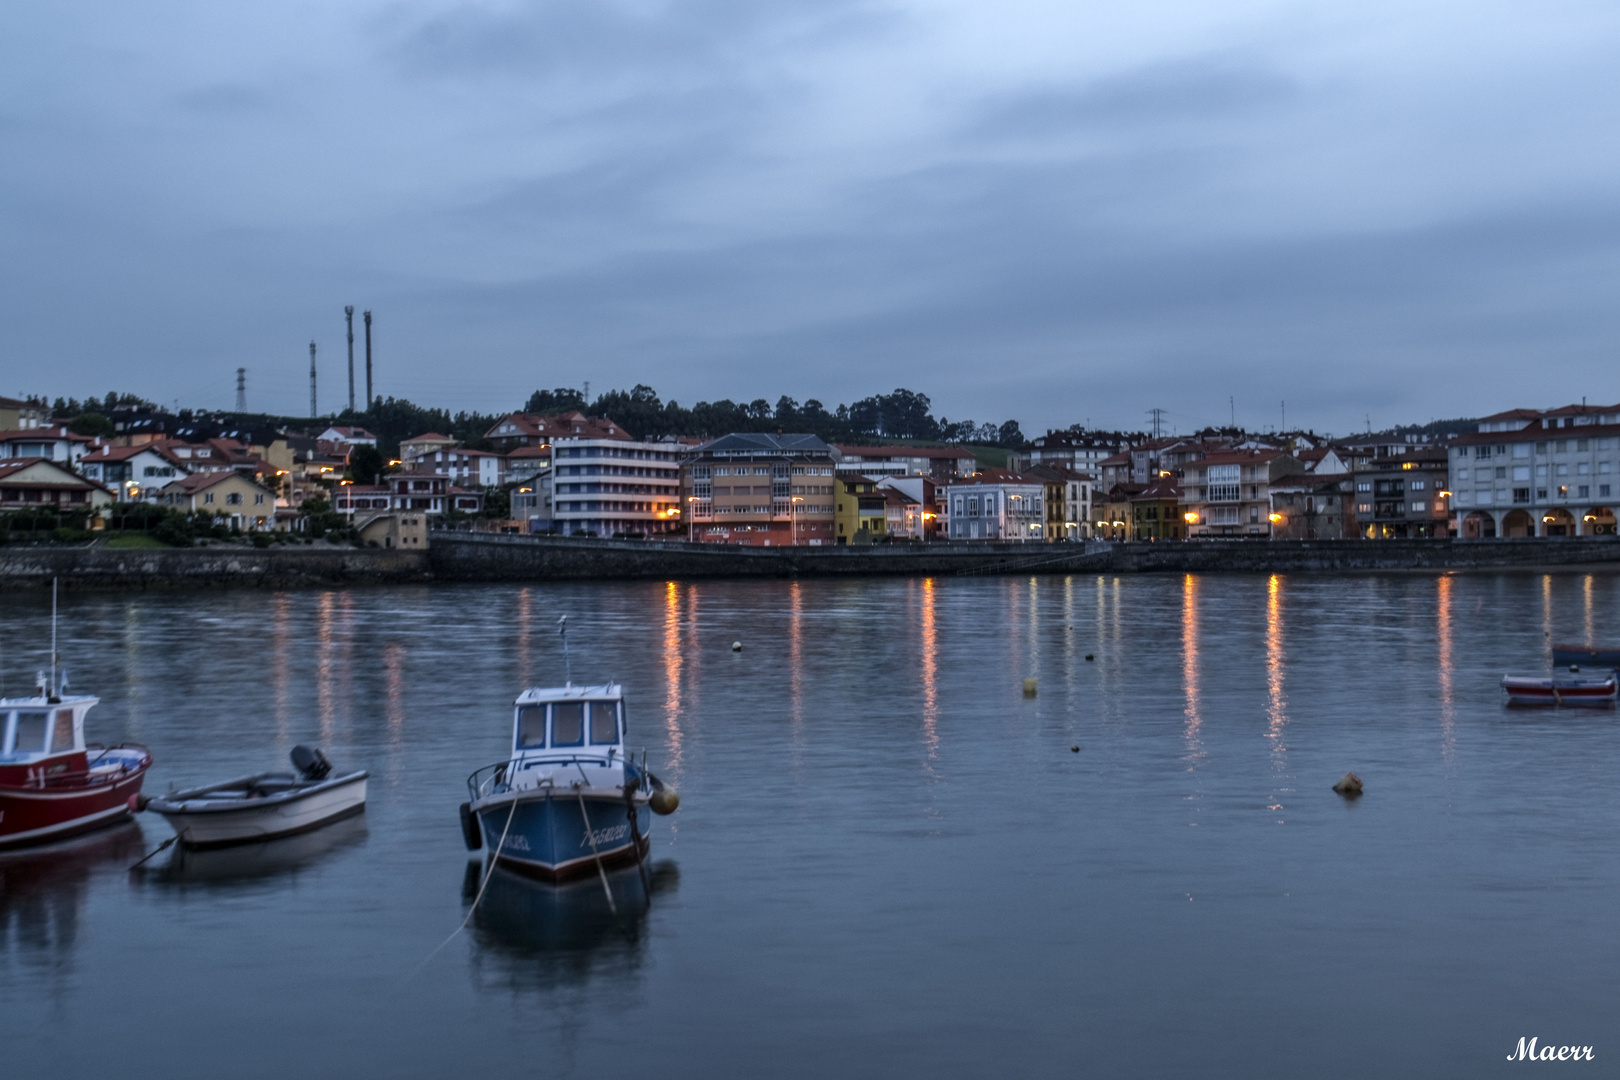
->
xmin=150 ymin=774 xmax=368 ymax=848
xmin=474 ymin=790 xmax=651 ymax=882
xmin=1501 ymin=675 xmax=1618 ymax=706
xmin=0 ymin=751 xmax=150 ymax=850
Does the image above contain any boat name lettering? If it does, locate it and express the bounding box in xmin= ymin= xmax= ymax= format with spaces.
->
xmin=501 ymin=835 xmax=532 ymax=852
xmin=582 ymin=823 xmax=629 ymax=847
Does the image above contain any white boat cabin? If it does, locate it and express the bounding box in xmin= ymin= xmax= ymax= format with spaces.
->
xmin=506 ymin=683 xmax=629 ymax=793
xmin=0 ymin=693 xmax=95 ymax=765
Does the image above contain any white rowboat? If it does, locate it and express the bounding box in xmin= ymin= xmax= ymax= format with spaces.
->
xmin=147 ymin=746 xmax=367 ymax=848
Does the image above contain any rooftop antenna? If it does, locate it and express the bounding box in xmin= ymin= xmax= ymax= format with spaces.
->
xmin=558 ymin=615 xmax=572 ymax=686
xmin=309 ymin=341 xmax=318 ymax=418
xmin=235 ymin=367 xmax=247 ymax=412
xmin=1281 ymin=400 xmax=1285 ymax=432
xmin=345 ymin=306 xmax=356 ymax=414
xmin=363 ymin=310 xmax=373 ymax=408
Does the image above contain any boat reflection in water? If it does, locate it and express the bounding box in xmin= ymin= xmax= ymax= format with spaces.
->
xmin=0 ymin=820 xmax=145 ymax=973
xmin=141 ymin=812 xmax=369 ymax=887
xmin=464 ymin=858 xmax=679 ymax=990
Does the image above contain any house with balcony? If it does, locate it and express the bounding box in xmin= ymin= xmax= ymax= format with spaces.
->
xmin=1129 ymin=477 xmax=1185 ymax=540
xmin=945 ymin=469 xmax=1044 ymax=541
xmin=0 ymin=459 xmax=112 ymax=513
xmin=78 ymin=444 xmax=190 ymax=501
xmin=385 ymin=471 xmax=484 ymax=516
xmin=1181 ymin=449 xmax=1305 ymax=538
xmin=1268 ymin=473 xmax=1356 ymax=539
xmin=682 ymin=433 xmax=836 ymax=546
xmin=831 ymin=444 xmax=977 ymax=482
xmin=1350 ymin=447 xmax=1451 ymax=538
xmin=155 ymin=471 xmax=278 ymax=529
xmin=1025 ymin=463 xmax=1094 ymax=541
xmin=547 ymin=435 xmax=683 ymax=538
xmin=1012 ymin=430 xmax=1122 ymax=475
xmin=1448 ymin=404 xmax=1620 ymax=538
xmin=0 ymin=427 xmax=99 ymax=467
xmin=484 ymin=411 xmax=632 ymax=453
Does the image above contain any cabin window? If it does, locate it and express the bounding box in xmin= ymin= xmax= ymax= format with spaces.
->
xmin=516 ymin=706 xmax=548 ymax=748
xmin=588 ymin=702 xmax=618 ymax=744
xmin=12 ymin=711 xmax=47 ymax=754
xmin=51 ymin=709 xmax=73 ymax=752
xmin=551 ymin=702 xmax=585 ymax=746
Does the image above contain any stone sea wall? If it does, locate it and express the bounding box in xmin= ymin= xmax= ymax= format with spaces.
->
xmin=0 ymin=543 xmax=431 ymax=590
xmin=4 ymin=533 xmax=1620 ymax=590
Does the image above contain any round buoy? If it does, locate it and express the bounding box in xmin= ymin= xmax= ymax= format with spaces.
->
xmin=1331 ymin=772 xmax=1364 ymax=796
xmin=1022 ymin=677 xmax=1038 ymax=697
xmin=650 ymin=786 xmax=681 ymax=815
xmin=1085 ymin=653 xmax=1095 ymax=661
xmin=1070 ymin=745 xmax=1080 ymax=753
xmin=732 ymin=641 xmax=742 ymax=652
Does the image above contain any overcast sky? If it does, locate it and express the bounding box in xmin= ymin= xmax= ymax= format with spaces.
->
xmin=4 ymin=1 xmax=1619 ymax=435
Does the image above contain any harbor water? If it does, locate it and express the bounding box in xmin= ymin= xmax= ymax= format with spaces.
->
xmin=3 ymin=572 xmax=1619 ymax=1077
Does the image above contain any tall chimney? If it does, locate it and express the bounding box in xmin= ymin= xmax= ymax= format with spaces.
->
xmin=363 ymin=310 xmax=373 ymax=408
xmin=309 ymin=341 xmax=318 ymax=418
xmin=235 ymin=367 xmax=247 ymax=412
xmin=345 ymin=306 xmax=355 ymax=414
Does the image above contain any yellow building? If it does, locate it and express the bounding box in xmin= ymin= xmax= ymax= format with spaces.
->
xmin=834 ymin=475 xmax=888 ymax=544
xmin=157 ymin=471 xmax=278 ymax=530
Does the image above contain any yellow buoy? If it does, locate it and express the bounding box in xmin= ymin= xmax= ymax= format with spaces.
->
xmin=650 ymin=786 xmax=680 ymax=815
xmin=1023 ymin=677 xmax=1038 ymax=697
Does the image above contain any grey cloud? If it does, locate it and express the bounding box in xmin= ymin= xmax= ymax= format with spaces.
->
xmin=172 ymin=82 xmax=270 ymax=114
xmin=387 ymin=0 xmax=899 ymax=80
xmin=967 ymin=53 xmax=1298 ymax=141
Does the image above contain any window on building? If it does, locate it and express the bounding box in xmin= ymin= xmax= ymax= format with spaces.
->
xmin=1578 ymin=439 xmax=1590 ymax=451
xmin=1578 ymin=462 xmax=1591 ymax=475
xmin=1513 ymin=444 xmax=1530 ymax=459
xmin=1557 ymin=464 xmax=1569 ymax=476
xmin=204 ymin=493 xmax=214 ymax=504
xmin=1411 ymin=480 xmax=1426 ymax=490
xmin=1356 ymin=481 xmax=1371 ymax=492
xmin=1602 ymin=485 xmax=1612 ymax=497
xmin=1579 ymin=485 xmax=1590 ymax=498
xmin=1473 ymin=446 xmax=1490 ymax=459
xmin=1512 ymin=489 xmax=1529 ymax=504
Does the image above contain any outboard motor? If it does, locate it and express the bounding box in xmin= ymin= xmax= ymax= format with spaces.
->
xmin=291 ymin=745 xmax=332 ymax=781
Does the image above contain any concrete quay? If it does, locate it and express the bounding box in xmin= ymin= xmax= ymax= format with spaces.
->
xmin=0 ymin=543 xmax=431 ymax=590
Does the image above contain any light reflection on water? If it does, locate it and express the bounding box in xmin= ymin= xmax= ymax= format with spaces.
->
xmin=2 ymin=573 xmax=1620 ymax=1079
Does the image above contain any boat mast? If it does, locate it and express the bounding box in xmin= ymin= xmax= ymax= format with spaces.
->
xmin=50 ymin=576 xmax=58 ymax=698
xmin=559 ymin=615 xmax=571 ymax=687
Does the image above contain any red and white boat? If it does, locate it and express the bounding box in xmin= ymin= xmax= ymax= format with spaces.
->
xmin=1501 ymin=673 xmax=1619 ymax=707
xmin=0 ymin=681 xmax=151 ymax=849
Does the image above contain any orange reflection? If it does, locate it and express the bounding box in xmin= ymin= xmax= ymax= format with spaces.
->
xmin=789 ymin=580 xmax=804 ymax=734
xmin=1264 ymin=575 xmax=1288 ymax=822
xmin=385 ymin=641 xmax=407 ymax=746
xmin=1437 ymin=574 xmax=1455 ymax=763
xmin=1181 ymin=574 xmax=1202 ymax=766
xmin=515 ymin=587 xmax=533 ymax=688
xmin=662 ymin=580 xmax=684 ymax=770
xmin=316 ymin=591 xmax=335 ymax=744
xmin=921 ymin=577 xmax=938 ymax=760
xmin=1541 ymin=574 xmax=1553 ymax=645
xmin=1584 ymin=573 xmax=1595 ymax=651
xmin=272 ymin=593 xmax=291 ymax=744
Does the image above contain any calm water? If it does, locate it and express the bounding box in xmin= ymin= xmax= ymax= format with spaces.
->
xmin=3 ymin=572 xmax=1620 ymax=1078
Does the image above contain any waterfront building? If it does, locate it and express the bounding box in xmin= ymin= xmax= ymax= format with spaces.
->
xmin=400 ymin=432 xmax=457 ymax=463
xmin=834 ymin=475 xmax=889 ymax=544
xmin=1181 ymin=449 xmax=1306 ymax=538
xmin=78 ymin=444 xmax=189 ymax=502
xmin=874 ymin=476 xmax=940 ymax=540
xmin=0 ymin=427 xmax=99 ymax=467
xmin=682 ymin=433 xmax=837 ymax=546
xmin=0 ymin=396 xmax=47 ymax=431
xmin=484 ymin=411 xmax=631 ymax=453
xmin=1448 ymin=404 xmax=1620 ymax=538
xmin=1129 ymin=478 xmax=1185 ymax=541
xmin=1012 ymin=430 xmax=1122 ymax=475
xmin=315 ymin=425 xmax=377 ymax=447
xmin=944 ymin=469 xmax=1044 ymax=541
xmin=549 ymin=435 xmax=682 ymax=538
xmin=1350 ymin=447 xmax=1451 ymax=539
xmin=1268 ymin=473 xmax=1355 ymax=539
xmin=1098 ymin=483 xmax=1143 ymax=540
xmin=831 ymin=444 xmax=977 ymax=482
xmin=0 ymin=458 xmax=112 ymax=512
xmin=412 ymin=447 xmax=504 ymax=489
xmin=333 ymin=483 xmax=392 ymax=515
xmin=155 ymin=471 xmax=277 ymax=529
xmin=383 ymin=471 xmax=484 ymax=516
xmin=1024 ymin=463 xmax=1094 ymax=541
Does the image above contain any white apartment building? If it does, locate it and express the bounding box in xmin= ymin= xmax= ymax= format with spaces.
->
xmin=413 ymin=447 xmax=504 ymax=489
xmin=1448 ymin=405 xmax=1620 ymax=538
xmin=945 ymin=470 xmax=1044 ymax=541
xmin=550 ymin=436 xmax=683 ymax=537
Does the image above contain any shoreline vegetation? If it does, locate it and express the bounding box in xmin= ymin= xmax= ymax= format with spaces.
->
xmin=4 ymin=533 xmax=1619 ymax=591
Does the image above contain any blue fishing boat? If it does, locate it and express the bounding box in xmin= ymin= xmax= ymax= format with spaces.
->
xmin=460 ymin=681 xmax=678 ymax=882
xmin=1552 ymin=644 xmax=1620 ymax=669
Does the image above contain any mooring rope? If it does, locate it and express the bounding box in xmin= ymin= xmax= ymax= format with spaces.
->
xmin=577 ymin=785 xmax=618 ymax=917
xmin=414 ymin=794 xmax=519 ymax=972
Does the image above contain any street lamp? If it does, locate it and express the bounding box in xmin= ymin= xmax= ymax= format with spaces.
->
xmin=791 ymin=495 xmax=803 ymax=545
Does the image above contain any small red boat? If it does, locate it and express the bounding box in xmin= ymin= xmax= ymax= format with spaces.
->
xmin=1500 ymin=673 xmax=1619 ymax=707
xmin=0 ymin=685 xmax=151 ymax=849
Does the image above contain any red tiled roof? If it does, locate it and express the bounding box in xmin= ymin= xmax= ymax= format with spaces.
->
xmin=833 ymin=444 xmax=976 ymax=460
xmin=0 ymin=458 xmax=107 ymax=489
xmin=0 ymin=426 xmax=95 ymax=444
